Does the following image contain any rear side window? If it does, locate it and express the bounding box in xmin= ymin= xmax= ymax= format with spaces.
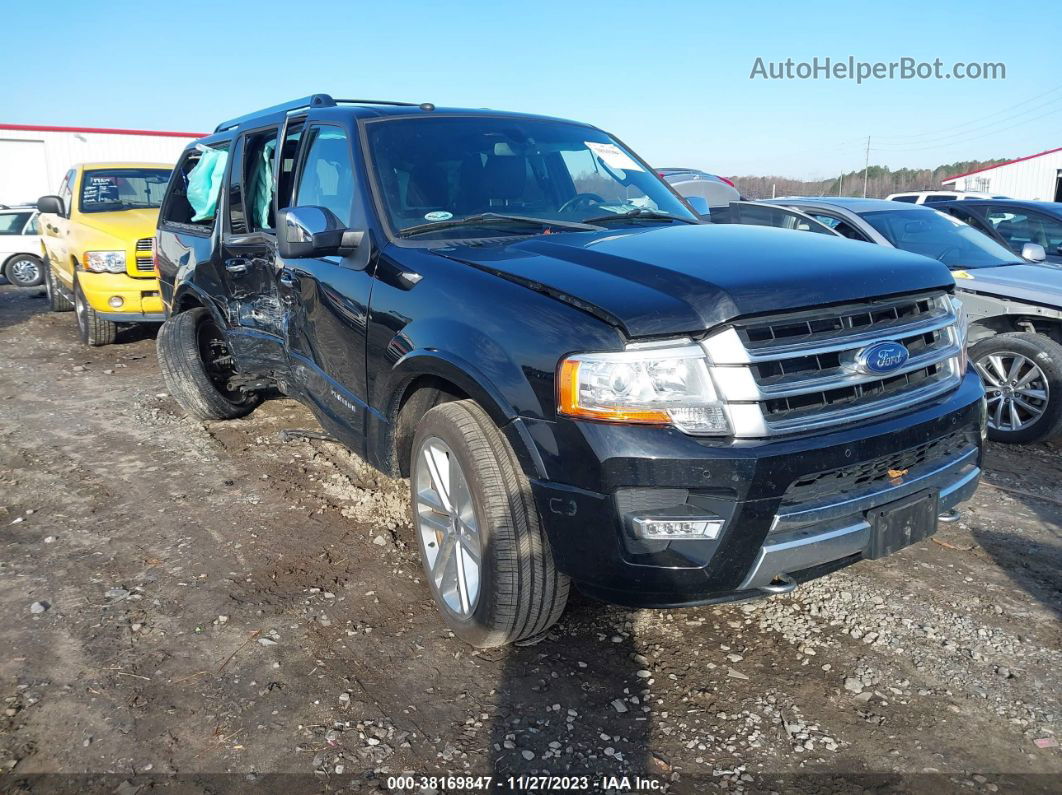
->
xmin=294 ymin=126 xmax=354 ymax=226
xmin=890 ymin=195 xmax=918 ymax=203
xmin=161 ymin=142 xmax=231 ymax=231
xmin=922 ymin=194 xmax=954 ymax=204
xmin=0 ymin=212 xmax=31 ymax=235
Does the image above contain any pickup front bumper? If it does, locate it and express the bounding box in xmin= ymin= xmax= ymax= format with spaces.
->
xmin=77 ymin=270 xmax=165 ymax=321
xmin=523 ymin=371 xmax=985 ymax=607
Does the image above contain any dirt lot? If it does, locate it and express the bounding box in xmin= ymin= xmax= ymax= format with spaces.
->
xmin=1 ymin=282 xmax=1060 ymax=794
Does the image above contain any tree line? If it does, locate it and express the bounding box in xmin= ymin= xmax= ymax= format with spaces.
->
xmin=729 ymin=159 xmax=1008 ymax=199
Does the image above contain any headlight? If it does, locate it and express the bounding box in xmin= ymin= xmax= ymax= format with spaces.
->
xmin=84 ymin=251 xmax=126 ymax=273
xmin=557 ymin=341 xmax=730 ymax=435
xmin=950 ymin=295 xmax=970 ymax=372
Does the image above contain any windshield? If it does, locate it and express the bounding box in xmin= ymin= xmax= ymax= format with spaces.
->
xmin=365 ymin=116 xmax=696 ymax=238
xmin=79 ymin=168 xmax=172 ymax=214
xmin=860 ymin=208 xmax=1019 ymax=269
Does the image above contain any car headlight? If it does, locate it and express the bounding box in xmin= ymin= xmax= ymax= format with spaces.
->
xmin=557 ymin=341 xmax=730 ymax=435
xmin=950 ymin=295 xmax=970 ymax=372
xmin=84 ymin=251 xmax=126 ymax=273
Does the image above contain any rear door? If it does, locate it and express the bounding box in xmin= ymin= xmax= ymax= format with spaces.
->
xmin=217 ymin=120 xmax=305 ymax=368
xmin=275 ymin=121 xmax=375 ymax=453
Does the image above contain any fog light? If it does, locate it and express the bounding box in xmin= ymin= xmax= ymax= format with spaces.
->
xmin=632 ymin=516 xmax=723 ymax=540
xmin=108 ymin=296 xmax=124 ymax=308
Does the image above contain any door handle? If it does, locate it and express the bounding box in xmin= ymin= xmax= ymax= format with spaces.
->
xmin=224 ymin=257 xmax=249 ymax=274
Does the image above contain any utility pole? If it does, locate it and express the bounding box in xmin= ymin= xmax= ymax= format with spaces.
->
xmin=862 ymin=136 xmax=871 ymax=198
xmin=839 ymin=172 xmax=844 ymax=196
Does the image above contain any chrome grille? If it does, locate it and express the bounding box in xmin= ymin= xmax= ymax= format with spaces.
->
xmin=702 ymin=291 xmax=963 ymax=437
xmin=134 ymin=237 xmax=154 ymax=272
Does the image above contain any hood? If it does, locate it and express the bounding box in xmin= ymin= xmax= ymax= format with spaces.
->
xmin=954 ymin=263 xmax=1062 ymax=308
xmin=77 ymin=207 xmax=160 ymax=244
xmin=437 ymin=224 xmax=955 ymax=337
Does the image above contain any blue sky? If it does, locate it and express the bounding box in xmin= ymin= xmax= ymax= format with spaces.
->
xmin=2 ymin=0 xmax=1058 ymax=179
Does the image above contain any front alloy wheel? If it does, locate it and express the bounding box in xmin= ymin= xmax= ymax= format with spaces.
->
xmin=977 ymin=351 xmax=1048 ymax=433
xmin=970 ymin=332 xmax=1062 ymax=443
xmin=414 ymin=436 xmax=483 ymax=618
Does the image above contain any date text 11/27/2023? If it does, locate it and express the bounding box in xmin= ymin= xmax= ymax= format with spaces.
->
xmin=385 ymin=774 xmax=666 ymax=791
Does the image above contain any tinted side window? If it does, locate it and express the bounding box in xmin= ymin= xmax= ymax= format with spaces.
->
xmin=294 ymin=126 xmax=354 ymax=227
xmin=986 ymin=206 xmax=1062 ymax=252
xmin=923 ymin=194 xmax=954 ymax=203
xmin=0 ymin=212 xmax=31 ymax=234
xmin=890 ymin=195 xmax=918 ymax=203
xmin=276 ymin=121 xmax=305 ymax=215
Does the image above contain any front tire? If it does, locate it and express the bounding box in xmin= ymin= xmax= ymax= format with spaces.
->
xmin=409 ymin=399 xmax=569 ymax=647
xmin=44 ymin=260 xmax=74 ymax=312
xmin=156 ymin=307 xmax=260 ymax=421
xmin=5 ymin=255 xmax=44 ymax=287
xmin=972 ymin=332 xmax=1062 ymax=443
xmin=74 ymin=280 xmax=117 ymax=347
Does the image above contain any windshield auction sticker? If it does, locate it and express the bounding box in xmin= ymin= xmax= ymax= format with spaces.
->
xmin=585 ymin=142 xmax=643 ymax=172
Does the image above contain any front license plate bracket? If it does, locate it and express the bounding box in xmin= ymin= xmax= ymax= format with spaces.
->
xmin=865 ymin=490 xmax=939 ymax=560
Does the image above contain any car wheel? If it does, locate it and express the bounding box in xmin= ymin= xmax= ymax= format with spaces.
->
xmin=971 ymin=332 xmax=1062 ymax=443
xmin=74 ymin=280 xmax=118 ymax=347
xmin=409 ymin=399 xmax=569 ymax=647
xmin=156 ymin=307 xmax=261 ymax=421
xmin=44 ymin=260 xmax=74 ymax=312
xmin=5 ymin=255 xmax=44 ymax=287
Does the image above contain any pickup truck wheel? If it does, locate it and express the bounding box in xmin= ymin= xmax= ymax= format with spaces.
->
xmin=74 ymin=280 xmax=117 ymax=346
xmin=156 ymin=308 xmax=261 ymax=421
xmin=44 ymin=260 xmax=74 ymax=312
xmin=410 ymin=400 xmax=569 ymax=647
xmin=5 ymin=255 xmax=44 ymax=287
xmin=972 ymin=332 xmax=1062 ymax=443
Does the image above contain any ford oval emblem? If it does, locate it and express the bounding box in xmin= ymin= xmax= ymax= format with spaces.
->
xmin=855 ymin=341 xmax=910 ymax=375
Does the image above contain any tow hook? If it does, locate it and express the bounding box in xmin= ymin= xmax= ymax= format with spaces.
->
xmin=937 ymin=509 xmax=961 ymax=524
xmin=758 ymin=573 xmax=798 ymax=595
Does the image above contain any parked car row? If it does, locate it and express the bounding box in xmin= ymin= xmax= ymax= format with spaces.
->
xmin=0 ymin=204 xmax=45 ymax=287
xmin=23 ymin=93 xmax=1056 ymax=646
xmin=656 ymin=185 xmax=1062 ymax=444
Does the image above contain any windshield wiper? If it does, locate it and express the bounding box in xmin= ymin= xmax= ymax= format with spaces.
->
xmin=580 ymin=208 xmax=699 ymax=226
xmin=399 ymin=213 xmax=601 ymax=238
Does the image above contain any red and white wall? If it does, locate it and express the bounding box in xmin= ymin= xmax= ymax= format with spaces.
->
xmin=0 ymin=124 xmax=205 ymax=205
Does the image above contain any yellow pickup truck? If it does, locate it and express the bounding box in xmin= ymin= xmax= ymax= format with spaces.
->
xmin=37 ymin=162 xmax=173 ymax=346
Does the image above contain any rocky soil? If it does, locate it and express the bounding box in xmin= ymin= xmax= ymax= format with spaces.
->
xmin=1 ymin=282 xmax=1059 ymax=793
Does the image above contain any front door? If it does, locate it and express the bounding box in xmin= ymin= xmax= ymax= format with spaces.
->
xmin=42 ymin=169 xmax=75 ymax=289
xmin=275 ymin=122 xmax=375 ymax=454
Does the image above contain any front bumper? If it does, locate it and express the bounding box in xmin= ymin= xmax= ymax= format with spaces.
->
xmin=524 ymin=371 xmax=984 ymax=607
xmin=78 ymin=270 xmax=165 ymax=320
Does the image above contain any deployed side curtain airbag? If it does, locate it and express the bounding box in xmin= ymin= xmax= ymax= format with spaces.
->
xmin=187 ymin=145 xmax=229 ymax=222
xmin=250 ymin=139 xmax=277 ymax=230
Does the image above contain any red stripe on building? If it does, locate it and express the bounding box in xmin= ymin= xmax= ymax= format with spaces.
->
xmin=0 ymin=123 xmax=207 ymax=138
xmin=942 ymin=146 xmax=1062 ymax=183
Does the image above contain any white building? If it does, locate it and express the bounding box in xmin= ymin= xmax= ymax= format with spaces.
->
xmin=942 ymin=146 xmax=1062 ymax=201
xmin=0 ymin=123 xmax=205 ymax=205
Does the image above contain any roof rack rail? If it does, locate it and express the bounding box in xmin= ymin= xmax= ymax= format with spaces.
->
xmin=332 ymin=98 xmax=420 ymax=107
xmin=213 ymin=95 xmax=428 ymax=133
xmin=214 ymin=94 xmax=337 ymax=133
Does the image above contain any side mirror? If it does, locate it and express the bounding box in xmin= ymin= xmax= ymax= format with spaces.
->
xmin=684 ymin=196 xmax=710 ymax=218
xmin=1021 ymin=242 xmax=1047 ymax=263
xmin=37 ymin=195 xmax=65 ymax=216
xmin=277 ymin=206 xmax=363 ymax=259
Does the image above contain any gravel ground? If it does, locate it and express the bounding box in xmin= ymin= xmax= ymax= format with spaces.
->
xmin=1 ymin=282 xmax=1060 ymax=794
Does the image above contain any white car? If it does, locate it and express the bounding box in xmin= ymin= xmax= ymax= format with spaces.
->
xmin=0 ymin=205 xmax=44 ymax=287
xmin=885 ymin=190 xmax=1008 ymax=205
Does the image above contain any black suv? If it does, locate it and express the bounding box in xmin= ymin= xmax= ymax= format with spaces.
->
xmin=154 ymin=94 xmax=985 ymax=647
